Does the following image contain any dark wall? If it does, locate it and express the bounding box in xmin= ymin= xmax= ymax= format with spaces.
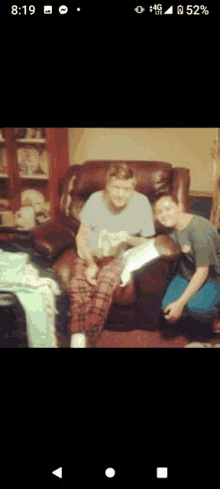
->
xmin=188 ymin=197 xmax=213 ymax=220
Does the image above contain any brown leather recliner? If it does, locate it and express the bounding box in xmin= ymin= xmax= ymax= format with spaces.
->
xmin=33 ymin=161 xmax=190 ymax=329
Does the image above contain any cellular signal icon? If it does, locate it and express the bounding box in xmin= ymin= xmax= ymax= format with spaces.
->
xmin=164 ymin=5 xmax=173 ymax=14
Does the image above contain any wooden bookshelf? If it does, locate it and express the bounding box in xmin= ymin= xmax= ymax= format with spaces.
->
xmin=1 ymin=128 xmax=68 ymax=219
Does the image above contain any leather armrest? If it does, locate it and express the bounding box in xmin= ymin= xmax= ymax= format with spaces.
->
xmin=32 ymin=221 xmax=77 ymax=263
xmin=52 ymin=248 xmax=78 ymax=291
xmin=34 ymin=239 xmax=53 ymax=253
xmin=155 ymin=234 xmax=180 ymax=260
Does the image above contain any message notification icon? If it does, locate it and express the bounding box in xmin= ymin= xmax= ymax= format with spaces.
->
xmin=59 ymin=5 xmax=68 ymax=14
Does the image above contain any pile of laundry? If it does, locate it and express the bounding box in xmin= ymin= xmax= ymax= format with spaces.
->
xmin=0 ymin=249 xmax=62 ymax=347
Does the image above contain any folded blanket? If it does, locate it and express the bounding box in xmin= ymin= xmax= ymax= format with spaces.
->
xmin=120 ymin=239 xmax=161 ymax=287
xmin=0 ymin=250 xmax=29 ymax=282
xmin=0 ymin=250 xmax=61 ymax=347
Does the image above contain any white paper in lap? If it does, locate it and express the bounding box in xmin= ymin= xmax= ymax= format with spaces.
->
xmin=120 ymin=239 xmax=160 ymax=287
xmin=0 ymin=251 xmax=61 ymax=347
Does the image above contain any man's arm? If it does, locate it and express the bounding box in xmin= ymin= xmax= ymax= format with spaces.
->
xmin=76 ymin=223 xmax=95 ymax=266
xmin=125 ymin=235 xmax=153 ymax=247
xmin=177 ymin=265 xmax=210 ymax=307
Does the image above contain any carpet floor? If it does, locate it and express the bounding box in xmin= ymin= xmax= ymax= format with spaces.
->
xmin=58 ymin=319 xmax=220 ymax=348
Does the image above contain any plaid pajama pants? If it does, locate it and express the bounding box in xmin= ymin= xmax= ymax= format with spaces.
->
xmin=67 ymin=256 xmax=122 ymax=347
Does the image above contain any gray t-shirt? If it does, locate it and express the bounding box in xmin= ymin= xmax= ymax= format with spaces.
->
xmin=169 ymin=214 xmax=220 ymax=283
xmin=79 ymin=190 xmax=155 ymax=257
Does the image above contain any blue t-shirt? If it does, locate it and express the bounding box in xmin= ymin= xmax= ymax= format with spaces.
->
xmin=79 ymin=190 xmax=155 ymax=257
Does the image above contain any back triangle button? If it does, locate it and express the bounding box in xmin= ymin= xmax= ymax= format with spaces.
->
xmin=52 ymin=467 xmax=62 ymax=479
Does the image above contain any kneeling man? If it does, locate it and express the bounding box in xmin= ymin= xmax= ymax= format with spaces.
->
xmin=153 ymin=192 xmax=220 ymax=331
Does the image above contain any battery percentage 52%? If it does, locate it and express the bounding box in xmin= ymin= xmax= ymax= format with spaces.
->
xmin=186 ymin=5 xmax=209 ymax=14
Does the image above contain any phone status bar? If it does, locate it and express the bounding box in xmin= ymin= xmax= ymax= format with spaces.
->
xmin=9 ymin=4 xmax=210 ymax=16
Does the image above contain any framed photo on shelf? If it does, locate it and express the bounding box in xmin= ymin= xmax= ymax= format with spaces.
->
xmin=17 ymin=146 xmax=49 ymax=178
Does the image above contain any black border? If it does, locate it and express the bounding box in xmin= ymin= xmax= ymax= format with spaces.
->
xmin=1 ymin=5 xmax=218 ymax=487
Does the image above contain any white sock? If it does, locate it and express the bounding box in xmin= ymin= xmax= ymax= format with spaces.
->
xmin=70 ymin=332 xmax=87 ymax=348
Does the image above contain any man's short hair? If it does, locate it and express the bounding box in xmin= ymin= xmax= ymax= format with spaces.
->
xmin=152 ymin=192 xmax=179 ymax=207
xmin=106 ymin=162 xmax=137 ymax=186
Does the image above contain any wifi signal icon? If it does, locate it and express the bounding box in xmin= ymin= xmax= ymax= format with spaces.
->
xmin=59 ymin=5 xmax=68 ymax=14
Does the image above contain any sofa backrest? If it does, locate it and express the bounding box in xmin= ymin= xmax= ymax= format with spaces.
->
xmin=59 ymin=160 xmax=175 ymax=219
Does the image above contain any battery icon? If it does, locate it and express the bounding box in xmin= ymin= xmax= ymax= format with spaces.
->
xmin=177 ymin=5 xmax=184 ymax=14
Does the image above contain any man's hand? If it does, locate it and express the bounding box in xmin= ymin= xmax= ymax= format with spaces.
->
xmin=163 ymin=300 xmax=185 ymax=324
xmin=134 ymin=237 xmax=148 ymax=246
xmin=126 ymin=236 xmax=148 ymax=247
xmin=85 ymin=263 xmax=99 ymax=286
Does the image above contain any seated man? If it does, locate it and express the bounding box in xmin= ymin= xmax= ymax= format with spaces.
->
xmin=153 ymin=192 xmax=220 ymax=332
xmin=67 ymin=162 xmax=156 ymax=348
